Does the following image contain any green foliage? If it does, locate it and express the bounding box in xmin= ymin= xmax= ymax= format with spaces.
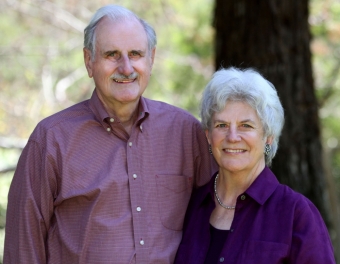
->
xmin=310 ymin=1 xmax=340 ymax=237
xmin=0 ymin=0 xmax=215 ymax=135
xmin=310 ymin=4 xmax=340 ymax=122
xmin=0 ymin=173 xmax=12 ymax=263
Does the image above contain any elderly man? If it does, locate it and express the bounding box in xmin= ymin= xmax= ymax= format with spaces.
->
xmin=4 ymin=4 xmax=215 ymax=264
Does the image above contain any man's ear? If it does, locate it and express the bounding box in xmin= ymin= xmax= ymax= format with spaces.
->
xmin=83 ymin=48 xmax=93 ymax=78
xmin=150 ymin=47 xmax=156 ymax=70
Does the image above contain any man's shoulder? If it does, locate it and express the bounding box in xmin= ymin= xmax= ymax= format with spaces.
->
xmin=32 ymin=100 xmax=91 ymax=136
xmin=144 ymin=98 xmax=200 ymax=123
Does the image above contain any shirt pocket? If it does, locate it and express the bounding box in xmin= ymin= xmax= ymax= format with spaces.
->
xmin=156 ymin=174 xmax=193 ymax=231
xmin=241 ymin=240 xmax=289 ymax=264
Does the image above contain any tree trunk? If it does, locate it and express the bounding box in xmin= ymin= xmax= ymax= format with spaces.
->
xmin=213 ymin=0 xmax=332 ymax=227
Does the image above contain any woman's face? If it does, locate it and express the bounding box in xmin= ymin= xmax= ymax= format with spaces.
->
xmin=206 ymin=101 xmax=271 ymax=174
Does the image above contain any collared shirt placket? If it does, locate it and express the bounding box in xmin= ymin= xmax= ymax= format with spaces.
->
xmin=106 ymin=114 xmax=149 ymax=263
xmin=219 ymin=193 xmax=249 ymax=263
xmin=126 ymin=118 xmax=149 ymax=263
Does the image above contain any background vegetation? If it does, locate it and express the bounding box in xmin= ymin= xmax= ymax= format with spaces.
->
xmin=1 ymin=0 xmax=340 ymax=262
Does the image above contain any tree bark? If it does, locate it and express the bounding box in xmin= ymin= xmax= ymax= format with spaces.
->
xmin=213 ymin=0 xmax=332 ymax=227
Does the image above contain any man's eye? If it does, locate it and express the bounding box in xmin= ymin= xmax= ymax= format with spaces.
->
xmin=107 ymin=52 xmax=119 ymax=58
xmin=217 ymin=124 xmax=227 ymax=128
xmin=130 ymin=51 xmax=141 ymax=57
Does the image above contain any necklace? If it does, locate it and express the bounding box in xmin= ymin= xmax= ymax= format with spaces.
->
xmin=214 ymin=174 xmax=236 ymax=210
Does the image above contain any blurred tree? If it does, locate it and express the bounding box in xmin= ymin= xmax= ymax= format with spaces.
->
xmin=213 ymin=0 xmax=338 ymax=257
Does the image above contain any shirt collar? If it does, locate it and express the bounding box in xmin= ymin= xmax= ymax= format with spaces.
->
xmin=199 ymin=167 xmax=279 ymax=207
xmin=137 ymin=96 xmax=149 ymax=124
xmin=88 ymin=89 xmax=150 ymax=126
xmin=197 ymin=172 xmax=218 ymax=207
xmin=245 ymin=166 xmax=280 ymax=205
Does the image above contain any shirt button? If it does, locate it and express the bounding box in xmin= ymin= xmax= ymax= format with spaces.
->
xmin=140 ymin=240 xmax=144 ymax=245
xmin=110 ymin=118 xmax=115 ymax=122
xmin=133 ymin=174 xmax=137 ymax=179
xmin=219 ymin=257 xmax=225 ymax=262
xmin=128 ymin=142 xmax=133 ymax=147
xmin=136 ymin=207 xmax=141 ymax=212
xmin=240 ymin=195 xmax=246 ymax=200
xmin=230 ymin=229 xmax=234 ymax=232
xmin=106 ymin=128 xmax=111 ymax=132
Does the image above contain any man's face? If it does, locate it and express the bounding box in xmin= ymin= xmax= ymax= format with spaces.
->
xmin=84 ymin=17 xmax=155 ymax=109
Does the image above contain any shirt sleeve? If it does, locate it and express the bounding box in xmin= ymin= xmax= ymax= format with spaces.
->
xmin=192 ymin=121 xmax=218 ymax=188
xmin=289 ymin=197 xmax=336 ymax=264
xmin=4 ymin=136 xmax=56 ymax=264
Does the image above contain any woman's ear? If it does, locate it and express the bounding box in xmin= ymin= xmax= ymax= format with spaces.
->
xmin=266 ymin=136 xmax=274 ymax=145
xmin=205 ymin=130 xmax=211 ymax=145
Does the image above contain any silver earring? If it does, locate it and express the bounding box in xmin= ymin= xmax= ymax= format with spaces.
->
xmin=209 ymin=145 xmax=213 ymax=155
xmin=264 ymin=144 xmax=271 ymax=156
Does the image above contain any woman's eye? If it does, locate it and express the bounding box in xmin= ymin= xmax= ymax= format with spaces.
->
xmin=241 ymin=124 xmax=253 ymax=128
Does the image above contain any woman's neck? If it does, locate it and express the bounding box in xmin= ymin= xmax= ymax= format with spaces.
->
xmin=217 ymin=161 xmax=265 ymax=201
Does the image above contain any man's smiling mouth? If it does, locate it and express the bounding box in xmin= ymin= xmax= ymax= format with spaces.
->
xmin=111 ymin=72 xmax=138 ymax=83
xmin=113 ymin=78 xmax=135 ymax=83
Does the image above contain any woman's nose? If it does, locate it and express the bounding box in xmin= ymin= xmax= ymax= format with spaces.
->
xmin=226 ymin=127 xmax=240 ymax=142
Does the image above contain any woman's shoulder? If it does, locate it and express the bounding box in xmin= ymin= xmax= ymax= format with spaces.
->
xmin=184 ymin=176 xmax=215 ymax=221
xmin=191 ymin=175 xmax=215 ymax=203
xmin=273 ymin=183 xmax=323 ymax=219
xmin=274 ymin=185 xmax=335 ymax=263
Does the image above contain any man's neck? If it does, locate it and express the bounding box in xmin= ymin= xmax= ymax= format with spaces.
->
xmin=96 ymin=91 xmax=140 ymax=136
xmin=111 ymin=104 xmax=139 ymax=135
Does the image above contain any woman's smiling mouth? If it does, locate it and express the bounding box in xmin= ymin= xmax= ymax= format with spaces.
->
xmin=224 ymin=149 xmax=245 ymax=153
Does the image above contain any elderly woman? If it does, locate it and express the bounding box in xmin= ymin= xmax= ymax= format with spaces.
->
xmin=174 ymin=67 xmax=335 ymax=264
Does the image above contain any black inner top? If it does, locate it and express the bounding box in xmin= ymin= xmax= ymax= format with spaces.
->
xmin=204 ymin=224 xmax=230 ymax=264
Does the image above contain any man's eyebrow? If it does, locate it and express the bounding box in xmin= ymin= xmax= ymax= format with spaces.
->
xmin=102 ymin=49 xmax=146 ymax=55
xmin=103 ymin=50 xmax=118 ymax=55
xmin=130 ymin=49 xmax=146 ymax=55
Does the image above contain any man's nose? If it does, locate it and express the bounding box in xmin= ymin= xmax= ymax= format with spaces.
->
xmin=118 ymin=55 xmax=134 ymax=76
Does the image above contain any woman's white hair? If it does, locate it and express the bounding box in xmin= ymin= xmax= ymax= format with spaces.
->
xmin=84 ymin=5 xmax=157 ymax=60
xmin=200 ymin=67 xmax=284 ymax=166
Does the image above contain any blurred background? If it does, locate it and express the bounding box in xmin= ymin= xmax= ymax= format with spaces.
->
xmin=1 ymin=0 xmax=340 ymax=262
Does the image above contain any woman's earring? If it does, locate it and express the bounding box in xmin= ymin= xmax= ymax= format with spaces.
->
xmin=209 ymin=145 xmax=213 ymax=155
xmin=264 ymin=144 xmax=271 ymax=156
